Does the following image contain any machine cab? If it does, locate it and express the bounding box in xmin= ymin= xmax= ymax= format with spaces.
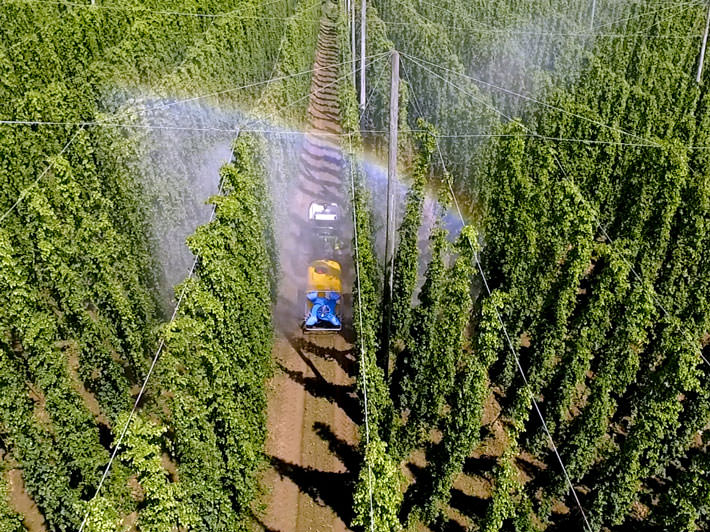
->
xmin=308 ymin=202 xmax=344 ymax=258
xmin=308 ymin=202 xmax=340 ymax=228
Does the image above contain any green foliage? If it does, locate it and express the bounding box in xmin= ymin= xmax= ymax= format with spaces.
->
xmin=5 ymin=1 xmax=710 ymax=531
xmin=479 ymin=442 xmax=523 ymax=532
xmin=155 ymin=133 xmax=275 ymax=531
xmin=389 ymin=120 xmax=436 ymax=348
xmin=118 ymin=414 xmax=197 ymax=531
xmin=348 ymin=3 xmax=710 ymax=530
xmin=352 ymin=437 xmax=404 ymax=532
xmin=0 ymin=464 xmax=23 ymax=532
xmin=0 ymin=138 xmax=140 ymax=527
xmin=254 ymin=0 xmax=321 ymax=124
xmin=391 ymin=225 xmax=448 ymax=454
xmin=357 ymin=3 xmax=399 ymax=158
xmin=0 ymin=349 xmax=86 ymax=530
xmin=338 ymin=6 xmax=387 ymax=429
xmin=452 ymin=3 xmax=710 ymax=530
xmin=589 ymin=316 xmax=703 ymax=528
xmin=654 ymin=446 xmax=710 ymax=531
xmin=0 ymin=1 xmax=299 ymax=528
xmin=343 ymin=81 xmax=401 ymax=532
xmin=371 ymin=0 xmax=501 ymax=190
xmin=347 ymin=154 xmax=388 ymax=436
xmin=366 ymin=3 xmax=710 ymax=530
xmin=414 ymin=285 xmax=504 ymax=524
xmin=337 ymin=16 xmax=409 ymax=529
xmin=81 ymin=497 xmax=122 ymax=532
xmin=392 ymin=220 xmax=476 ymax=464
xmin=349 ymin=151 xmax=402 ymax=532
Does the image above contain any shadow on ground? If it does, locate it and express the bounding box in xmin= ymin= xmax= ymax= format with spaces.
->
xmin=399 ymin=452 xmax=489 ymax=531
xmin=269 ymin=453 xmax=356 ymax=526
xmin=295 ymin=336 xmax=356 ymax=377
xmin=313 ymin=421 xmax=360 ymax=472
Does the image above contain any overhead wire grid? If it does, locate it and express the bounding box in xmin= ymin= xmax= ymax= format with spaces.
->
xmin=0 ymin=51 xmax=389 ymax=225
xmin=381 ymin=0 xmax=703 ymax=38
xmin=399 ymin=49 xmax=709 ymax=368
xmin=75 ymin=43 xmax=389 ymax=528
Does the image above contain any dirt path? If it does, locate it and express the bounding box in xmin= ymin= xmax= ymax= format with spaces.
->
xmin=3 ymin=458 xmax=47 ymax=532
xmin=261 ymin=8 xmax=359 ymax=532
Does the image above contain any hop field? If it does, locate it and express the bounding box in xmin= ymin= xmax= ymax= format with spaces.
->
xmin=1 ymin=1 xmax=709 ymax=531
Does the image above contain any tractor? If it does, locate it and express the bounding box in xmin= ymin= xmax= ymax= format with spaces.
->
xmin=303 ymin=259 xmax=342 ymax=332
xmin=303 ymin=202 xmax=344 ymax=332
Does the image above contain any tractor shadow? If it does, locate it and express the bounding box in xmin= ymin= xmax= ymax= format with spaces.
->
xmin=294 ymin=336 xmax=357 ymax=377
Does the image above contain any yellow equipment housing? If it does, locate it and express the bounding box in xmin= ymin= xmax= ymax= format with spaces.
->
xmin=307 ymin=259 xmax=342 ymax=293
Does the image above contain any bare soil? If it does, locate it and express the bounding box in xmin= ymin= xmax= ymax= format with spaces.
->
xmin=260 ymin=11 xmax=359 ymax=532
xmin=6 ymin=468 xmax=47 ymax=532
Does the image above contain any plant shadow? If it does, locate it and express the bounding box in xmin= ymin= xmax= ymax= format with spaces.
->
xmin=277 ymin=361 xmax=362 ymax=425
xmin=313 ymin=421 xmax=360 ymax=472
xmin=269 ymin=455 xmax=355 ymax=526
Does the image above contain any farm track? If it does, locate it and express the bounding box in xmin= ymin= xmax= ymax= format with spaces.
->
xmin=261 ymin=8 xmax=359 ymax=532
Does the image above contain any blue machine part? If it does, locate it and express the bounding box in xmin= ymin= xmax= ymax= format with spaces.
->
xmin=305 ymin=291 xmax=341 ymax=327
